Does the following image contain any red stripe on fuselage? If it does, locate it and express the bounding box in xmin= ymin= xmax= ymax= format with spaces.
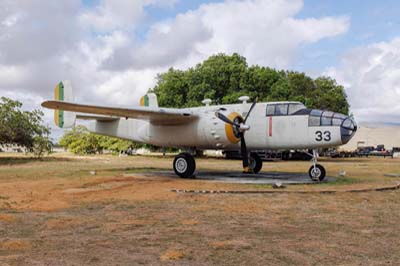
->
xmin=269 ymin=116 xmax=272 ymax=137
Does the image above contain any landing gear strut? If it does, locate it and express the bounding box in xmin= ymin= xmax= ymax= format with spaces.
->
xmin=308 ymin=149 xmax=326 ymax=181
xmin=248 ymin=153 xmax=263 ymax=174
xmin=173 ymin=152 xmax=196 ymax=178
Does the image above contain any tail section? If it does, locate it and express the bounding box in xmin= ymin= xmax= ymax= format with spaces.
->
xmin=54 ymin=80 xmax=76 ymax=128
xmin=139 ymin=93 xmax=158 ymax=108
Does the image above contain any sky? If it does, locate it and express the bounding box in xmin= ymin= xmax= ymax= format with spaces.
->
xmin=1 ymin=0 xmax=399 ymax=140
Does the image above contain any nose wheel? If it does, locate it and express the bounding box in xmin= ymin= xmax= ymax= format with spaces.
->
xmin=309 ymin=164 xmax=326 ymax=181
xmin=308 ymin=150 xmax=326 ymax=181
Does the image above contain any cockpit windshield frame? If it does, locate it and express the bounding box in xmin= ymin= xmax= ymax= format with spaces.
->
xmin=266 ymin=103 xmax=307 ymax=116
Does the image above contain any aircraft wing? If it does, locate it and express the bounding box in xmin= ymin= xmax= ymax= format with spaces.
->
xmin=42 ymin=100 xmax=197 ymax=125
xmin=76 ymin=114 xmax=120 ymax=122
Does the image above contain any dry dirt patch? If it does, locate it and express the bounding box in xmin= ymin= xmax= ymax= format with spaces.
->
xmin=209 ymin=240 xmax=251 ymax=250
xmin=0 ymin=240 xmax=31 ymax=251
xmin=160 ymin=249 xmax=185 ymax=261
xmin=0 ymin=214 xmax=15 ymax=223
xmin=45 ymin=217 xmax=83 ymax=230
xmin=181 ymin=218 xmax=200 ymax=225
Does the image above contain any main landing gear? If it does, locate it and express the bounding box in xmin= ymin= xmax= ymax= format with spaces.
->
xmin=173 ymin=153 xmax=196 ymax=178
xmin=245 ymin=152 xmax=263 ymax=174
xmin=173 ymin=150 xmax=322 ymax=181
xmin=173 ymin=151 xmax=263 ymax=178
xmin=308 ymin=149 xmax=326 ymax=181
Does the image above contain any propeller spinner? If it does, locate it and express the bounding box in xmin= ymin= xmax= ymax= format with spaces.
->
xmin=215 ymin=97 xmax=258 ymax=173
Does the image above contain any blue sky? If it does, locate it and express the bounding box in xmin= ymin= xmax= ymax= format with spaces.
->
xmin=1 ymin=0 xmax=399 ymax=139
xmin=296 ymin=0 xmax=400 ymax=71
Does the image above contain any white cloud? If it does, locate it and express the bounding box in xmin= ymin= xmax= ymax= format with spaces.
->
xmin=0 ymin=65 xmax=29 ymax=86
xmin=79 ymin=0 xmax=179 ymax=32
xmin=104 ymin=10 xmax=212 ymax=69
xmin=79 ymin=0 xmax=145 ymax=32
xmin=105 ymin=0 xmax=350 ymax=70
xmin=326 ymin=38 xmax=400 ymax=122
xmin=0 ymin=0 xmax=353 ymax=139
xmin=0 ymin=0 xmax=81 ymax=65
xmin=195 ymin=0 xmax=349 ymax=68
xmin=96 ymin=68 xmax=161 ymax=105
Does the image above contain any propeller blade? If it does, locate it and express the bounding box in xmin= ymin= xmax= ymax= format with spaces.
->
xmin=215 ymin=111 xmax=241 ymax=127
xmin=244 ymin=96 xmax=258 ymax=123
xmin=240 ymin=133 xmax=251 ymax=172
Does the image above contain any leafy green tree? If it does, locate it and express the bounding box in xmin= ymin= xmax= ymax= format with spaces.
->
xmin=151 ymin=53 xmax=350 ymax=114
xmin=0 ymin=97 xmax=52 ymax=158
xmin=59 ymin=125 xmax=137 ymax=155
xmin=313 ymin=77 xmax=349 ymax=114
xmin=30 ymin=135 xmax=53 ymax=158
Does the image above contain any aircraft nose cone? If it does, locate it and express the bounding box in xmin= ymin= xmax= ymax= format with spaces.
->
xmin=340 ymin=116 xmax=357 ymax=144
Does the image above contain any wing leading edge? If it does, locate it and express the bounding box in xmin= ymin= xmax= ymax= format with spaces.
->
xmin=41 ymin=100 xmax=197 ymax=125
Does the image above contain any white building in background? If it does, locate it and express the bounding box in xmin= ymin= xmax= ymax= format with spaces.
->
xmin=0 ymin=145 xmax=26 ymax=153
xmin=339 ymin=122 xmax=400 ymax=151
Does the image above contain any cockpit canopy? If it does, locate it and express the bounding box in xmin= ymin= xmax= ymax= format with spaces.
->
xmin=266 ymin=102 xmax=306 ymax=116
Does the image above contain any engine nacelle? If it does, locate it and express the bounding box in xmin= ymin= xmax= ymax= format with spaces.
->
xmin=198 ymin=111 xmax=244 ymax=149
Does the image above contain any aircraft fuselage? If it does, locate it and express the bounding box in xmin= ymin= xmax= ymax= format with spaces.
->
xmin=88 ymin=101 xmax=357 ymax=151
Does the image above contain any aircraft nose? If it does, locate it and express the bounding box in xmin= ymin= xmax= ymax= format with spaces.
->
xmin=340 ymin=115 xmax=357 ymax=144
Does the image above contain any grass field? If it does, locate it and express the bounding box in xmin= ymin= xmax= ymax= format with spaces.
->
xmin=1 ymin=153 xmax=400 ymax=265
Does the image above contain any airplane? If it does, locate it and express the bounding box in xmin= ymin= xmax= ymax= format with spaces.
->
xmin=42 ymin=80 xmax=358 ymax=181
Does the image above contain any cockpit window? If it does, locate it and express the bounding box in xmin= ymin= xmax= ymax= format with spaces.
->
xmin=266 ymin=103 xmax=307 ymax=116
xmin=309 ymin=109 xmax=350 ymax=127
xmin=310 ymin=109 xmax=322 ymax=117
xmin=266 ymin=105 xmax=275 ymax=116
xmin=288 ymin=103 xmax=306 ymax=115
xmin=321 ymin=111 xmax=334 ymax=126
xmin=334 ymin=113 xmax=347 ymax=119
xmin=275 ymin=104 xmax=288 ymax=115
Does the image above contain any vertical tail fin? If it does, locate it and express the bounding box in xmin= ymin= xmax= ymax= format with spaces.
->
xmin=139 ymin=93 xmax=158 ymax=108
xmin=54 ymin=80 xmax=76 ymax=128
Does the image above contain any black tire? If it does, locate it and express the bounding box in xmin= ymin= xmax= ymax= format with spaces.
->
xmin=173 ymin=153 xmax=196 ymax=178
xmin=249 ymin=153 xmax=263 ymax=174
xmin=308 ymin=164 xmax=326 ymax=181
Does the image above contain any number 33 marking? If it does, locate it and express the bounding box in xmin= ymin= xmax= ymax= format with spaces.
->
xmin=315 ymin=131 xmax=331 ymax=142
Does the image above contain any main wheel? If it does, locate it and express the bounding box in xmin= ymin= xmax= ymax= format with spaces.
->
xmin=308 ymin=164 xmax=326 ymax=181
xmin=249 ymin=153 xmax=263 ymax=174
xmin=173 ymin=153 xmax=196 ymax=178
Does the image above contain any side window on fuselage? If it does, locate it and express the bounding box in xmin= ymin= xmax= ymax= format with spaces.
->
xmin=266 ymin=105 xmax=275 ymax=116
xmin=266 ymin=104 xmax=290 ymax=116
xmin=275 ymin=104 xmax=289 ymax=116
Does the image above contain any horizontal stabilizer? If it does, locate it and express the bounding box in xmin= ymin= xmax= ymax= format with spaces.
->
xmin=42 ymin=100 xmax=197 ymax=125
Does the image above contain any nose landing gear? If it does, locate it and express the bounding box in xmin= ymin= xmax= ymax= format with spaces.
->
xmin=308 ymin=149 xmax=326 ymax=181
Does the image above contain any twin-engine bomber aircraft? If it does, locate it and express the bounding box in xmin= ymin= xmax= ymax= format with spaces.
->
xmin=42 ymin=80 xmax=357 ymax=181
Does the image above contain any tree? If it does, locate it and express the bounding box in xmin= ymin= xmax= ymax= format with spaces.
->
xmin=0 ymin=97 xmax=52 ymax=158
xmin=151 ymin=53 xmax=350 ymax=114
xmin=59 ymin=125 xmax=138 ymax=155
xmin=30 ymin=135 xmax=53 ymax=158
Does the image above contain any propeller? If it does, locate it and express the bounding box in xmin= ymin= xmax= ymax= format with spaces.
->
xmin=215 ymin=97 xmax=258 ymax=173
